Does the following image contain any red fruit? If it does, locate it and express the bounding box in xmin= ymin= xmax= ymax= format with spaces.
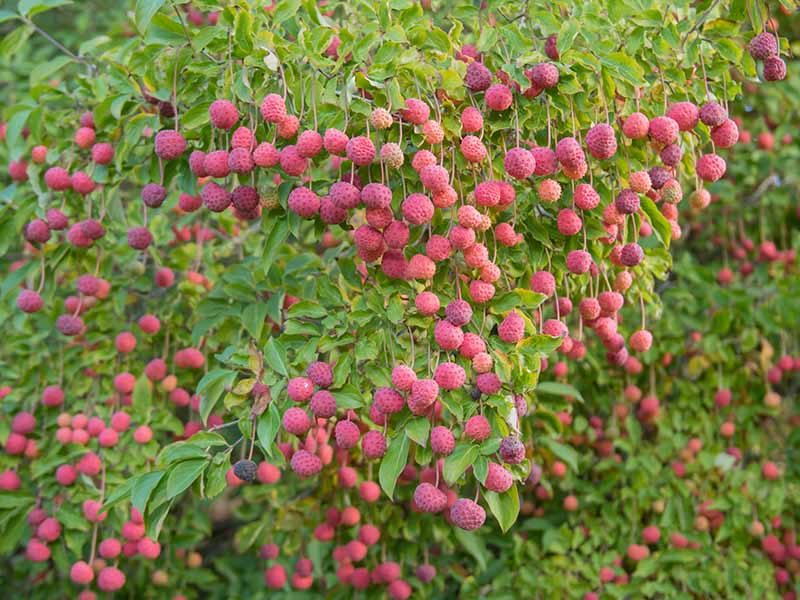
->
xmin=46 ymin=208 xmax=68 ymax=230
xmin=585 ymin=123 xmax=617 ymax=159
xmin=97 ymin=566 xmax=126 ymax=592
xmin=296 ymin=130 xmax=323 ymax=158
xmin=26 ymin=539 xmax=51 ymax=562
xmin=763 ymin=56 xmax=786 ymax=81
xmin=504 ymin=147 xmax=536 ymax=179
xmin=264 ymin=564 xmax=287 ymax=589
xmin=91 ymin=142 xmax=114 ymax=164
xmin=699 ymin=101 xmax=727 ymax=127
xmin=44 ymin=166 xmax=71 ymax=190
xmin=485 ymin=462 xmax=512 ymax=492
xmin=228 ymin=147 xmax=254 ymax=173
xmin=530 ymin=270 xmax=556 ymax=296
xmin=362 ymin=430 xmax=387 ymax=459
xmin=209 ymin=99 xmax=239 ymax=129
xmin=451 ymin=498 xmax=486 ymax=530
xmin=499 ymin=310 xmax=525 ymax=343
xmin=74 ymin=126 xmax=96 ymax=148
xmin=531 ymin=63 xmax=559 ymax=88
xmin=555 ymin=137 xmax=584 ymax=168
xmin=557 ymin=208 xmax=582 ymax=235
xmin=430 ymin=426 xmax=455 ymax=455
xmin=154 ymin=129 xmax=186 ymax=160
xmin=399 ymin=98 xmax=430 ymax=124
xmin=485 ymin=84 xmax=512 ymax=111
xmin=626 ymin=544 xmax=649 ymax=561
xmin=56 ymin=314 xmax=84 ymax=336
xmin=71 ymin=171 xmax=96 ymax=195
xmin=748 ymin=32 xmax=778 ymax=59
xmin=283 ymin=407 xmax=311 ymax=435
xmin=250 ymin=143 xmax=278 ymax=168
xmin=648 ymin=116 xmax=679 ymax=145
xmin=667 ymin=102 xmax=699 ymax=131
xmin=290 ymin=450 xmax=322 ymax=478
xmin=465 ymin=61 xmax=492 ymax=91
xmin=642 ymin=526 xmax=661 ymax=545
xmin=762 ymin=461 xmax=780 ymax=480
xmin=41 ymin=385 xmax=64 ymax=407
xmin=287 ymin=187 xmax=320 ymax=218
xmin=127 ymin=227 xmax=153 ymax=250
xmin=99 ymin=538 xmax=121 ymax=559
xmin=413 ymin=482 xmax=447 ymax=513
xmin=346 ymin=136 xmax=375 ymax=166
xmin=469 ymin=280 xmax=495 ymax=304
xmin=566 ymin=250 xmax=592 ymax=274
xmin=133 ymin=425 xmax=152 ymax=444
xmin=334 ymin=420 xmax=360 ymax=449
xmin=696 ymin=153 xmax=726 ymax=182
xmin=434 ymin=362 xmax=466 ymax=390
xmin=16 ymin=289 xmax=43 ymax=313
xmin=465 ymin=415 xmax=491 ymax=441
xmin=630 ymin=330 xmax=653 ymax=352
xmin=529 ymin=146 xmax=556 ymax=176
xmin=571 ymin=183 xmax=599 ymax=211
xmin=460 ymin=135 xmax=487 ymax=162
xmin=141 ymin=183 xmax=167 ymax=208
xmin=461 ymin=106 xmax=484 ymax=132
xmin=620 ymin=242 xmax=644 ymax=266
xmin=323 ymin=128 xmax=348 ymax=155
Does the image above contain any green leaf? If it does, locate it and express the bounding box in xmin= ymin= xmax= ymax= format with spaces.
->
xmin=29 ymin=55 xmax=71 ymax=86
xmin=484 ymin=484 xmax=520 ymax=532
xmin=601 ymin=52 xmax=646 ymax=86
xmin=473 ymin=455 xmax=489 ymax=484
xmin=132 ymin=375 xmax=152 ymax=410
xmin=101 ymin=477 xmax=136 ymax=512
xmin=640 ymin=195 xmax=672 ymax=249
xmin=197 ymin=369 xmax=237 ymax=425
xmin=263 ymin=337 xmax=288 ymax=376
xmin=134 ymin=0 xmax=165 ymax=34
xmin=0 ymin=491 xmax=35 ymax=510
xmin=443 ymin=444 xmax=479 ymax=485
xmin=242 ymin=303 xmax=268 ymax=340
xmin=378 ymin=433 xmax=410 ymax=500
xmin=17 ymin=0 xmax=72 ymax=18
xmin=131 ymin=471 xmax=165 ymax=515
xmin=453 ymin=528 xmax=488 ymax=571
xmin=405 ymin=417 xmax=431 ymax=447
xmin=536 ymin=381 xmax=583 ymax=402
xmin=541 ymin=438 xmax=579 ymax=473
xmin=257 ymin=402 xmax=281 ymax=456
xmin=273 ymin=0 xmax=300 ymax=24
xmin=0 ymin=10 xmax=18 ymax=24
xmin=165 ymin=458 xmax=208 ymax=500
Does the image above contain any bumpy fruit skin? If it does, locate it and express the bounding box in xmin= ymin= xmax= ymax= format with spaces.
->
xmin=45 ymin=167 xmax=72 ymax=190
xmin=464 ymin=415 xmax=491 ymax=441
xmin=531 ymin=62 xmax=559 ymax=88
xmin=620 ymin=242 xmax=644 ymax=266
xmin=127 ymin=227 xmax=153 ymax=250
xmin=648 ymin=116 xmax=679 ymax=145
xmin=201 ymin=182 xmax=231 ymax=212
xmin=763 ymin=56 xmax=786 ymax=81
xmin=346 ymin=136 xmax=376 ymax=166
xmin=485 ymin=84 xmax=513 ymax=111
xmin=451 ymin=498 xmax=486 ymax=531
xmin=499 ymin=436 xmax=525 ymax=463
xmin=413 ymin=482 xmax=447 ymax=513
xmin=748 ymin=32 xmax=778 ymax=60
xmin=178 ymin=193 xmax=202 ymax=212
xmin=141 ymin=183 xmax=167 ymax=208
xmin=434 ymin=362 xmax=466 ymax=390
xmin=402 ymin=193 xmax=434 ymax=225
xmin=288 ymin=187 xmax=320 ymax=218
xmin=630 ymin=329 xmax=653 ymax=352
xmin=379 ymin=142 xmax=404 ymax=168
xmin=485 ymin=462 xmax=513 ymax=492
xmin=504 ymin=147 xmax=536 ymax=179
xmin=698 ymin=101 xmax=727 ymax=127
xmin=623 ymin=112 xmax=650 ymax=139
xmin=16 ymin=290 xmax=43 ymax=313
xmin=460 ymin=135 xmax=487 ymax=163
xmin=667 ymin=102 xmax=699 ymax=131
xmin=362 ymin=430 xmax=387 ymax=459
xmin=585 ymin=123 xmax=617 ymax=159
xmin=283 ymin=407 xmax=311 ymax=435
xmin=557 ymin=208 xmax=582 ymax=236
xmin=290 ymin=450 xmax=322 ymax=478
xmin=430 ymin=426 xmax=455 ymax=455
xmin=232 ymin=459 xmax=257 ymax=482
xmin=334 ymin=420 xmax=360 ymax=449
xmin=696 ymin=153 xmax=726 ymax=182
xmin=566 ymin=250 xmax=592 ymax=274
xmin=203 ymin=150 xmax=230 ymax=178
xmin=209 ymin=99 xmax=239 ymax=129
xmin=530 ymin=270 xmax=556 ymax=296
xmin=499 ymin=310 xmax=525 ymax=343
xmin=615 ymin=189 xmax=640 ymax=214
xmin=228 ymin=147 xmax=254 ymax=173
xmin=461 ymin=106 xmax=484 ymax=132
xmin=400 ymin=98 xmax=430 ymax=124
xmin=154 ymin=130 xmax=186 ymax=160
xmin=465 ymin=61 xmax=492 ymax=91
xmin=260 ymin=94 xmax=286 ymax=123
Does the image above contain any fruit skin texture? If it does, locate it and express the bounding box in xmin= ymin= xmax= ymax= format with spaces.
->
xmin=430 ymin=426 xmax=455 ymax=455
xmin=623 ymin=112 xmax=649 ymax=139
xmin=413 ymin=482 xmax=447 ymax=513
xmin=485 ymin=84 xmax=513 ymax=111
xmin=696 ymin=153 xmax=726 ymax=182
xmin=585 ymin=123 xmax=617 ymax=159
xmin=464 ymin=415 xmax=491 ymax=441
xmin=209 ymin=100 xmax=239 ymax=129
xmin=763 ymin=56 xmax=786 ymax=81
xmin=748 ymin=32 xmax=778 ymax=60
xmin=498 ymin=311 xmax=525 ymax=343
xmin=450 ymin=498 xmax=486 ymax=531
xmin=504 ymin=147 xmax=536 ymax=179
xmin=667 ymin=102 xmax=699 ymax=131
xmin=485 ymin=462 xmax=513 ymax=492
xmin=648 ymin=116 xmax=679 ymax=145
xmin=465 ymin=61 xmax=492 ymax=91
